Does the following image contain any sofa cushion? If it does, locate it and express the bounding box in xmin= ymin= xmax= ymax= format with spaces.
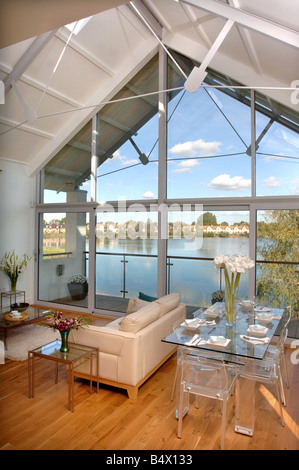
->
xmin=126 ymin=297 xmax=149 ymax=314
xmin=119 ymin=303 xmax=161 ymax=333
xmin=139 ymin=291 xmax=158 ymax=302
xmin=155 ymin=292 xmax=180 ymax=316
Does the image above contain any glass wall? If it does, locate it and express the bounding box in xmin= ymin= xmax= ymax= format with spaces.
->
xmin=37 ymin=48 xmax=298 ymax=315
xmin=38 ymin=210 xmax=89 ymax=307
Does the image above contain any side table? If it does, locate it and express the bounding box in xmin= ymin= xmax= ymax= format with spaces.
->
xmin=28 ymin=340 xmax=99 ymax=412
xmin=1 ymin=290 xmax=25 ymax=309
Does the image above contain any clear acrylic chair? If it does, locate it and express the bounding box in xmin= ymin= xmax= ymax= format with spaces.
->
xmin=176 ymin=348 xmax=237 ymax=450
xmin=236 ymin=305 xmax=292 ymax=427
xmin=170 ymin=317 xmax=186 ymax=402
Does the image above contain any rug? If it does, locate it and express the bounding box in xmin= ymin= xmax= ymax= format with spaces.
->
xmin=4 ymin=325 xmax=60 ymax=362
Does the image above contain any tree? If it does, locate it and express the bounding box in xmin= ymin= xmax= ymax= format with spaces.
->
xmin=256 ymin=209 xmax=299 ymax=312
xmin=203 ymin=212 xmax=217 ymax=226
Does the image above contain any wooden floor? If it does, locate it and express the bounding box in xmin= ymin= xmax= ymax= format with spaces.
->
xmin=0 ymin=346 xmax=298 ymax=450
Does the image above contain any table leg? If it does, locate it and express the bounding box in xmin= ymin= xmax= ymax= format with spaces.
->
xmin=96 ymin=348 xmax=99 ymax=394
xmin=28 ymin=352 xmax=32 ymax=398
xmin=67 ymin=364 xmax=74 ymax=412
xmin=89 ymin=353 xmax=93 ymax=394
xmin=235 ymin=375 xmax=255 ymax=436
xmin=55 ymin=362 xmax=58 ymax=384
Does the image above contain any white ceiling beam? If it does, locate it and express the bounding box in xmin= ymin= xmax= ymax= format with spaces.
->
xmin=185 ymin=18 xmax=234 ymax=92
xmin=228 ymin=0 xmax=262 ymax=75
xmin=3 ymin=30 xmax=58 ymax=95
xmin=27 ymin=37 xmax=158 ymax=177
xmin=180 ymin=0 xmax=299 ymax=48
xmin=129 ymin=0 xmax=163 ymax=38
xmin=180 ymin=2 xmax=212 ymax=48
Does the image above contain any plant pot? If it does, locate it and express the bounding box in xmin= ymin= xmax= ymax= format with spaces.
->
xmin=67 ymin=282 xmax=88 ymax=300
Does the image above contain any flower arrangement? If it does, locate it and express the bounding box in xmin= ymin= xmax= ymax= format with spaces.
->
xmin=44 ymin=311 xmax=90 ymax=352
xmin=0 ymin=250 xmax=32 ymax=291
xmin=69 ymin=274 xmax=87 ymax=284
xmin=213 ymin=254 xmax=255 ymax=324
xmin=45 ymin=311 xmax=89 ymax=332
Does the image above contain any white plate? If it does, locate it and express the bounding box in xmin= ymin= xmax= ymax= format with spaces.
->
xmin=181 ymin=320 xmax=200 ymax=331
xmin=254 ymin=306 xmax=270 ymax=313
xmin=206 ymin=336 xmax=230 ymax=348
xmin=247 ymin=324 xmax=268 ymax=337
xmin=255 ymin=313 xmax=273 ymax=323
xmin=204 ymin=309 xmax=220 ymax=319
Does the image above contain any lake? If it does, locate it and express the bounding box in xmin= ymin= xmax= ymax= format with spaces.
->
xmin=94 ymin=237 xmax=250 ymax=307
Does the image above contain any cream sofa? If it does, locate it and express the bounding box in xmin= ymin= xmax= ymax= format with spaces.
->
xmin=69 ymin=293 xmax=186 ymax=399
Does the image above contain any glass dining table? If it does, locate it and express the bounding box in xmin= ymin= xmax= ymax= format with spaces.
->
xmin=162 ymin=302 xmax=288 ymax=437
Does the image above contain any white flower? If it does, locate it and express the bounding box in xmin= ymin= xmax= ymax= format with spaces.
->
xmin=213 ymin=253 xmax=254 ymax=273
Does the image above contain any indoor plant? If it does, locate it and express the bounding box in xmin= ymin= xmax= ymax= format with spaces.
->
xmin=213 ymin=254 xmax=254 ymax=325
xmin=44 ymin=311 xmax=90 ymax=352
xmin=0 ymin=250 xmax=32 ymax=292
xmin=67 ymin=274 xmax=88 ymax=300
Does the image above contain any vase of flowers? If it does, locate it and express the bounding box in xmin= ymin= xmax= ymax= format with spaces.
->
xmin=0 ymin=250 xmax=32 ymax=292
xmin=213 ymin=254 xmax=255 ymax=326
xmin=67 ymin=274 xmax=88 ymax=300
xmin=44 ymin=311 xmax=90 ymax=352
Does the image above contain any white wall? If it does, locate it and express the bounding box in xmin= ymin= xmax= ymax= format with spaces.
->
xmin=0 ymin=159 xmax=36 ymax=306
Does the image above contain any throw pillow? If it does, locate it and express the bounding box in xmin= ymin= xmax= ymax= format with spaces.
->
xmin=139 ymin=292 xmax=158 ymax=302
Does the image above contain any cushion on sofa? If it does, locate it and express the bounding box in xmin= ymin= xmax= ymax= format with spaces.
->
xmin=119 ymin=303 xmax=161 ymax=333
xmin=155 ymin=292 xmax=180 ymax=316
xmin=126 ymin=297 xmax=149 ymax=314
xmin=138 ymin=292 xmax=158 ymax=302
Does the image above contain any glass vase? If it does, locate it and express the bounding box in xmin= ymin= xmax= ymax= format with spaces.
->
xmin=60 ymin=330 xmax=70 ymax=353
xmin=225 ymin=290 xmax=237 ymax=326
xmin=10 ymin=277 xmax=18 ymax=292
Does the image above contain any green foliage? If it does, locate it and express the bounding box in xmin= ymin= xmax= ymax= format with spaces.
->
xmin=256 ymin=209 xmax=299 ymax=313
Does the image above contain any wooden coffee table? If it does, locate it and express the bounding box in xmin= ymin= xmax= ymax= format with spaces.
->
xmin=0 ymin=306 xmax=50 ymax=347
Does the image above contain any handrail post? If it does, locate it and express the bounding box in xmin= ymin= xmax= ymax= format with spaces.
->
xmin=120 ymin=254 xmax=128 ymax=298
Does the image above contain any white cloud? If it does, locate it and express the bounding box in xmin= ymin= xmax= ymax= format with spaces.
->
xmin=122 ymin=159 xmax=139 ymax=166
xmin=263 ymin=176 xmax=280 ymax=188
xmin=142 ymin=191 xmax=155 ymax=198
xmin=173 ymin=159 xmax=199 ymax=173
xmin=169 ymin=139 xmax=221 ymax=157
xmin=263 ymin=154 xmax=285 ymax=162
xmin=208 ymin=174 xmax=251 ymax=191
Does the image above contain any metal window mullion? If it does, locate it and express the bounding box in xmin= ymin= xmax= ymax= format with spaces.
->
xmin=157 ymin=45 xmax=168 ymax=298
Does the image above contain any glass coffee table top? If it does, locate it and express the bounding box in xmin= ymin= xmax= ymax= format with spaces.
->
xmin=30 ymin=339 xmax=97 ymax=362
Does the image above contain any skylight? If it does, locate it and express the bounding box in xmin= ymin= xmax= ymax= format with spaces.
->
xmin=65 ymin=16 xmax=92 ymax=35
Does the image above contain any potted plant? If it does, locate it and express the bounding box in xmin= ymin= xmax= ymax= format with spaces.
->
xmin=211 ymin=289 xmax=225 ymax=304
xmin=67 ymin=274 xmax=88 ymax=300
xmin=0 ymin=250 xmax=32 ymax=292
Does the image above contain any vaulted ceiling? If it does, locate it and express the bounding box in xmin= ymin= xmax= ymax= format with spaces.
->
xmin=0 ymin=0 xmax=298 ymax=177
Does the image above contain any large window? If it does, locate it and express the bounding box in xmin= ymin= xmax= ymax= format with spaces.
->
xmin=167 ymin=81 xmax=252 ymax=199
xmin=167 ymin=209 xmax=250 ymax=306
xmin=95 ymin=210 xmax=158 ymax=311
xmin=38 ymin=210 xmax=89 ymax=307
xmin=37 ymin=48 xmax=298 ymax=315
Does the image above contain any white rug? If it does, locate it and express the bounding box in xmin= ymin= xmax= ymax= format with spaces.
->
xmin=4 ymin=325 xmax=60 ymax=362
